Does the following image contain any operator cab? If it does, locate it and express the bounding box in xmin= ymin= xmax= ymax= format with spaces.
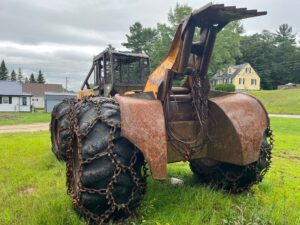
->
xmin=80 ymin=49 xmax=150 ymax=97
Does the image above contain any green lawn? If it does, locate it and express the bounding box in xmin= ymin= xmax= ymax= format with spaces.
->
xmin=0 ymin=117 xmax=299 ymax=225
xmin=0 ymin=112 xmax=50 ymax=125
xmin=249 ymin=89 xmax=300 ymax=114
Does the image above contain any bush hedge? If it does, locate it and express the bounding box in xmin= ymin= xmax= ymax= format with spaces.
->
xmin=214 ymin=84 xmax=235 ymax=92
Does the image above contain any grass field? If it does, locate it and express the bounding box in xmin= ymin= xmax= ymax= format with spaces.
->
xmin=0 ymin=117 xmax=299 ymax=225
xmin=249 ymin=89 xmax=300 ymax=115
xmin=0 ymin=112 xmax=50 ymax=125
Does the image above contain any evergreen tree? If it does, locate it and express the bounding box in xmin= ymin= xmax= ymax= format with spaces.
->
xmin=107 ymin=44 xmax=115 ymax=51
xmin=0 ymin=60 xmax=9 ymax=80
xmin=17 ymin=68 xmax=24 ymax=83
xmin=37 ymin=70 xmax=45 ymax=83
xmin=275 ymin=24 xmax=296 ymax=45
xmin=10 ymin=70 xmax=17 ymax=81
xmin=29 ymin=73 xmax=36 ymax=83
xmin=25 ymin=76 xmax=29 ymax=83
xmin=122 ymin=22 xmax=157 ymax=54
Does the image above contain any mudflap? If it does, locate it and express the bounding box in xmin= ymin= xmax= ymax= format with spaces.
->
xmin=206 ymin=93 xmax=269 ymax=165
xmin=115 ymin=95 xmax=168 ymax=180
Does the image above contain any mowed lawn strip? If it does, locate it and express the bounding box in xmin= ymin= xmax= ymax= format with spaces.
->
xmin=249 ymin=89 xmax=300 ymax=115
xmin=0 ymin=112 xmax=50 ymax=126
xmin=0 ymin=117 xmax=299 ymax=225
xmin=0 ymin=89 xmax=299 ymax=127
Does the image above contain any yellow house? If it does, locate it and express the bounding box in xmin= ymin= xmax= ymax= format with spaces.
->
xmin=210 ymin=63 xmax=261 ymax=91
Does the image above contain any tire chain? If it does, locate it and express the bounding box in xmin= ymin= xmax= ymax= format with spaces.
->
xmin=218 ymin=127 xmax=273 ymax=193
xmin=51 ymin=98 xmax=77 ymax=160
xmin=65 ymin=97 xmax=148 ymax=225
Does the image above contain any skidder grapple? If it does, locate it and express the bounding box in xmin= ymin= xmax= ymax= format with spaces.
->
xmin=50 ymin=3 xmax=273 ymax=224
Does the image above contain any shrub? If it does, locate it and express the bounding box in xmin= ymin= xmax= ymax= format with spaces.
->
xmin=214 ymin=83 xmax=235 ymax=92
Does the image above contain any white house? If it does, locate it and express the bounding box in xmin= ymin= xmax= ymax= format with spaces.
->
xmin=0 ymin=81 xmax=32 ymax=112
xmin=22 ymin=83 xmax=64 ymax=109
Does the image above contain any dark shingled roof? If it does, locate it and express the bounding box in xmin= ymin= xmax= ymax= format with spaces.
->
xmin=0 ymin=81 xmax=31 ymax=96
xmin=22 ymin=83 xmax=64 ymax=97
xmin=211 ymin=63 xmax=248 ymax=80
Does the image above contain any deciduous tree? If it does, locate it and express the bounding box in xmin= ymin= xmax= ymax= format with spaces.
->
xmin=149 ymin=4 xmax=192 ymax=69
xmin=210 ymin=21 xmax=244 ymax=76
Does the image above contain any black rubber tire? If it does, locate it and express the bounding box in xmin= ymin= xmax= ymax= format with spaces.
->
xmin=50 ymin=98 xmax=76 ymax=161
xmin=189 ymin=130 xmax=272 ymax=193
xmin=66 ymin=97 xmax=146 ymax=224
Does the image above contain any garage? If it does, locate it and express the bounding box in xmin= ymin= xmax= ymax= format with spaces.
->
xmin=44 ymin=92 xmax=76 ymax=113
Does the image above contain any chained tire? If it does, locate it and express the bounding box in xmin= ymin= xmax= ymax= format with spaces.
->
xmin=50 ymin=98 xmax=76 ymax=161
xmin=189 ymin=128 xmax=273 ymax=193
xmin=66 ymin=97 xmax=147 ymax=224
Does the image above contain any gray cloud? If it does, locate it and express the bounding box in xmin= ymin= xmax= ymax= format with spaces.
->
xmin=0 ymin=0 xmax=299 ymax=90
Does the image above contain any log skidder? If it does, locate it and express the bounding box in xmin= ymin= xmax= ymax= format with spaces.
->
xmin=50 ymin=3 xmax=273 ymax=224
xmin=66 ymin=97 xmax=147 ymax=224
xmin=50 ymin=98 xmax=76 ymax=161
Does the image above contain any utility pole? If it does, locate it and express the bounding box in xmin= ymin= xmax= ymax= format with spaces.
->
xmin=65 ymin=76 xmax=69 ymax=92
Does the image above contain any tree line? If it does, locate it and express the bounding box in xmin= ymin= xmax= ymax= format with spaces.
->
xmin=0 ymin=60 xmax=46 ymax=84
xmin=122 ymin=3 xmax=300 ymax=90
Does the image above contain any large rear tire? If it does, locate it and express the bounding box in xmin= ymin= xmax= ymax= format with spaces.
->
xmin=189 ymin=129 xmax=272 ymax=193
xmin=66 ymin=97 xmax=147 ymax=224
xmin=50 ymin=98 xmax=76 ymax=161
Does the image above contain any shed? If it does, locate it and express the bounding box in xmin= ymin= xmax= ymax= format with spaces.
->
xmin=44 ymin=92 xmax=76 ymax=113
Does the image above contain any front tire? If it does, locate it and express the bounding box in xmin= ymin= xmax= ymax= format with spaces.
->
xmin=66 ymin=97 xmax=146 ymax=224
xmin=50 ymin=98 xmax=76 ymax=161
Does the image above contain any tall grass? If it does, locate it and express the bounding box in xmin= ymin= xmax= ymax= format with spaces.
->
xmin=0 ymin=117 xmax=299 ymax=224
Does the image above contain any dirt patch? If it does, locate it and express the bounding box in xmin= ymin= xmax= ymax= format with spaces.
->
xmin=0 ymin=122 xmax=49 ymax=133
xmin=279 ymin=151 xmax=300 ymax=161
xmin=19 ymin=186 xmax=37 ymax=196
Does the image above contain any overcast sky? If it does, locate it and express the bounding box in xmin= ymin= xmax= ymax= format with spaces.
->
xmin=0 ymin=0 xmax=299 ymax=90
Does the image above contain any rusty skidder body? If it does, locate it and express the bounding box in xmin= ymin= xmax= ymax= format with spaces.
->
xmin=50 ymin=3 xmax=273 ymax=224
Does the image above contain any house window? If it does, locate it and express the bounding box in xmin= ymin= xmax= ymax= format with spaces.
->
xmin=239 ymin=78 xmax=245 ymax=85
xmin=229 ymin=78 xmax=232 ymax=84
xmin=22 ymin=97 xmax=27 ymax=106
xmin=2 ymin=96 xmax=9 ymax=104
xmin=251 ymin=79 xmax=257 ymax=85
xmin=228 ymin=68 xmax=231 ymax=74
xmin=246 ymin=67 xmax=251 ymax=73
